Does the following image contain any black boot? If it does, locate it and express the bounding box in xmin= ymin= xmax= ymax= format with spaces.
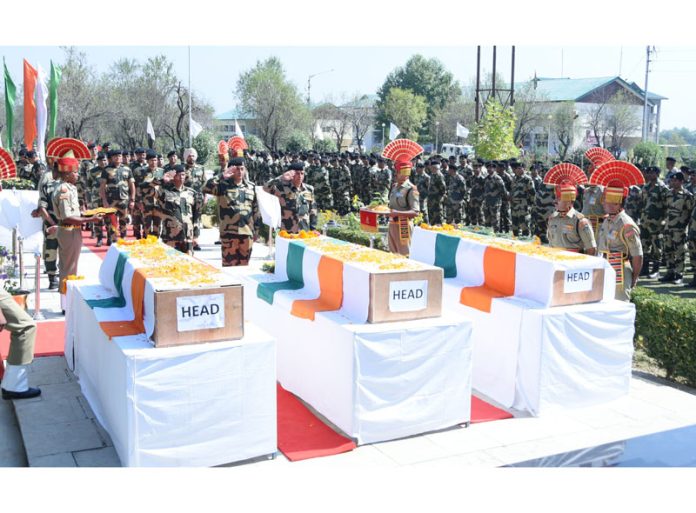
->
xmin=96 ymin=238 xmax=103 ymax=247
xmin=683 ymin=276 xmax=696 ymax=288
xmin=673 ymin=273 xmax=684 ymax=285
xmin=639 ymin=258 xmax=651 ymax=277
xmin=648 ymin=261 xmax=661 ymax=279
xmin=659 ymin=270 xmax=675 ymax=283
xmin=48 ymin=275 xmax=58 ymax=290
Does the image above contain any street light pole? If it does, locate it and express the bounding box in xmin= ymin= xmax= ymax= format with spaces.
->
xmin=307 ymin=68 xmax=334 ymax=107
xmin=381 ymin=122 xmax=385 ymax=149
xmin=435 ymin=121 xmax=440 ymax=154
xmin=547 ymin=114 xmax=553 ymax=156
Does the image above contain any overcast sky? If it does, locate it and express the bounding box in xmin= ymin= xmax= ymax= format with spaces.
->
xmin=3 ymin=1 xmax=696 ymax=130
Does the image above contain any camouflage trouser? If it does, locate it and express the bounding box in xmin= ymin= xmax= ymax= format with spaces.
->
xmin=444 ymin=202 xmax=463 ymax=224
xmin=221 ymin=234 xmax=253 ymax=266
xmin=640 ymin=224 xmax=663 ymax=263
xmin=428 ymin=202 xmax=443 ymax=225
xmin=131 ymin=202 xmax=145 ymax=239
xmin=164 ymin=239 xmax=193 ymax=256
xmin=500 ymin=200 xmax=511 ymax=232
xmin=532 ymin=211 xmax=550 ymax=243
xmin=467 ymin=200 xmax=484 ymax=226
xmin=483 ymin=202 xmax=501 ymax=232
xmin=688 ymin=237 xmax=696 ymax=273
xmin=106 ymin=202 xmax=128 ymax=242
xmin=511 ymin=212 xmax=531 ymax=237
xmin=663 ymin=229 xmax=687 ymax=274
xmin=143 ymin=205 xmax=160 ymax=237
xmin=334 ymin=197 xmax=352 ymax=216
xmin=43 ymin=222 xmax=59 ymax=276
xmin=419 ymin=200 xmax=429 ymax=224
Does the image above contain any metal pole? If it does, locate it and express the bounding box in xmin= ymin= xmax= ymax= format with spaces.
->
xmin=307 ymin=76 xmax=311 ymax=106
xmin=510 ymin=46 xmax=516 ymax=106
xmin=12 ymin=227 xmax=18 ymax=266
xmin=492 ymin=46 xmax=497 ymax=103
xmin=18 ymin=236 xmax=24 ymax=290
xmin=33 ymin=253 xmax=44 ymax=320
xmin=475 ymin=46 xmax=481 ymax=122
xmin=642 ymin=46 xmax=651 ymax=142
xmin=188 ymin=46 xmax=192 ymax=148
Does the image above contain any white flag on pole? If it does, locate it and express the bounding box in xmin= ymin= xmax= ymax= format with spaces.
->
xmin=456 ymin=122 xmax=469 ymax=138
xmin=314 ymin=121 xmax=324 ymax=141
xmin=234 ymin=119 xmax=244 ymax=139
xmin=35 ymin=64 xmax=49 ymax=162
xmin=255 ymin=186 xmax=282 ymax=229
xmin=389 ymin=122 xmax=400 ymax=140
xmin=146 ymin=117 xmax=156 ymax=141
xmin=190 ymin=118 xmax=203 ymax=139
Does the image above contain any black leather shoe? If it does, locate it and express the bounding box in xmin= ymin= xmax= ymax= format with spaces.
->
xmin=214 ymin=240 xmax=222 ymax=245
xmin=2 ymin=387 xmax=41 ymax=400
xmin=96 ymin=239 xmax=103 ymax=247
xmin=193 ymin=244 xmax=202 ymax=251
xmin=48 ymin=276 xmax=58 ymax=290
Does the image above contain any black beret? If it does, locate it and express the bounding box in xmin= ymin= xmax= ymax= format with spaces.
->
xmin=146 ymin=150 xmax=157 ymax=159
xmin=647 ymin=166 xmax=660 ymax=174
xmin=666 ymin=157 xmax=677 ymax=162
xmin=18 ymin=149 xmax=27 ymax=157
xmin=416 ymin=162 xmax=424 ymax=168
xmin=368 ymin=158 xmax=376 ymax=166
xmin=289 ymin=161 xmax=304 ymax=171
xmin=167 ymin=150 xmax=177 ymax=158
xmin=135 ymin=147 xmax=145 ymax=153
xmin=321 ymin=158 xmax=329 ymax=164
xmin=228 ymin=157 xmax=245 ymax=167
xmin=107 ymin=149 xmax=121 ymax=158
xmin=87 ymin=142 xmax=96 ymax=149
xmin=448 ymin=164 xmax=458 ymax=171
xmin=102 ymin=142 xmax=111 ymax=148
xmin=680 ymin=165 xmax=690 ymax=172
xmin=97 ymin=152 xmax=107 ymax=159
xmin=510 ymin=161 xmax=522 ymax=169
xmin=673 ymin=171 xmax=685 ymax=181
xmin=173 ymin=164 xmax=186 ymax=173
xmin=26 ymin=150 xmax=37 ymax=158
xmin=156 ymin=154 xmax=163 ymax=159
xmin=120 ymin=150 xmax=128 ymax=156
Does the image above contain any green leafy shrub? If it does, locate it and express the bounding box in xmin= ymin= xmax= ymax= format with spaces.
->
xmin=631 ymin=287 xmax=696 ymax=386
xmin=325 ymin=226 xmax=387 ymax=251
xmin=1 ymin=178 xmax=36 ymax=190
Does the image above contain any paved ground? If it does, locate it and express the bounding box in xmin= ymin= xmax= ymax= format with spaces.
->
xmin=2 ymin=228 xmax=696 ymax=468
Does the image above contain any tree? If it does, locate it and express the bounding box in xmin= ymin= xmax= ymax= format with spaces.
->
xmin=343 ymin=93 xmax=375 ymax=152
xmin=376 ymin=55 xmax=460 ymax=138
xmin=431 ymin=98 xmax=476 ymax=146
xmin=285 ymin=130 xmax=311 ymax=152
xmin=512 ymin=81 xmax=550 ymax=146
xmin=236 ymin=57 xmax=310 ymax=151
xmin=585 ymin=89 xmax=641 ymax=156
xmin=245 ymin=134 xmax=264 ymax=151
xmin=631 ymin=141 xmax=665 ymax=167
xmin=472 ymin=98 xmax=518 ymax=160
xmin=192 ymin=130 xmax=215 ymax=166
xmin=56 ymin=46 xmax=107 ymax=140
xmin=314 ymin=139 xmax=337 ymax=153
xmin=312 ymin=101 xmax=350 ymax=151
xmin=383 ymin=88 xmax=427 ymax=141
xmin=552 ymin=102 xmax=577 ymax=160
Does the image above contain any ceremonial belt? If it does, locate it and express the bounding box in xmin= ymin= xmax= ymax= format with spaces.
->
xmin=388 ymin=215 xmax=411 ymax=243
xmin=601 ymin=251 xmax=627 ymax=285
xmin=59 ymin=223 xmax=78 ymax=230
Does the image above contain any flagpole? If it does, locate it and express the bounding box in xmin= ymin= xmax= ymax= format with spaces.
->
xmin=188 ymin=46 xmax=192 ymax=148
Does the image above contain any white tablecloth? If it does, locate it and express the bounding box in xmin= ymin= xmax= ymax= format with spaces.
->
xmin=66 ymin=283 xmax=277 ymax=467
xmin=442 ymin=281 xmax=635 ymax=415
xmin=242 ymin=273 xmax=473 ymax=445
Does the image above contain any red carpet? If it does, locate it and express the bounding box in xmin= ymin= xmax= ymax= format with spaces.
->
xmin=0 ymin=320 xmax=65 ymax=379
xmin=470 ymin=395 xmax=514 ymax=423
xmin=276 ymin=383 xmax=356 ymax=461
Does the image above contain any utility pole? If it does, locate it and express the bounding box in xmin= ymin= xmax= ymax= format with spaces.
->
xmin=642 ymin=46 xmax=652 ymax=142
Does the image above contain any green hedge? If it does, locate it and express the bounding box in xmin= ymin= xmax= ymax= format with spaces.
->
xmin=325 ymin=226 xmax=387 ymax=251
xmin=631 ymin=287 xmax=696 ymax=386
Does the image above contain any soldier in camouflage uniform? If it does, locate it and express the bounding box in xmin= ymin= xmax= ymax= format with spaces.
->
xmin=426 ymin=160 xmax=446 ymax=225
xmin=100 ymin=149 xmax=135 ymax=244
xmin=353 ymin=156 xmax=371 ymax=206
xmin=509 ymin=161 xmax=536 ymax=237
xmin=163 ymin=150 xmax=178 ymax=172
xmin=658 ymin=172 xmax=694 ymax=284
xmin=329 ymin=156 xmax=353 ymax=215
xmin=466 ymin=161 xmax=486 ymax=226
xmin=87 ymin=152 xmax=109 ymax=245
xmin=580 ymin=183 xmax=605 ymax=240
xmin=370 ymin=157 xmax=391 ymax=205
xmin=203 ymin=157 xmax=260 ymax=266
xmin=305 ymin=156 xmax=334 ymax=211
xmin=26 ymin=151 xmax=47 ymax=188
xmin=623 ymin=185 xmax=642 ymax=225
xmin=138 ymin=150 xmax=164 ymax=238
xmin=413 ymin=163 xmax=430 ymax=224
xmin=32 ymin=164 xmax=61 ymax=289
xmin=483 ymin=161 xmax=507 ymax=232
xmin=77 ymin=143 xmax=97 ymax=210
xmin=530 ymin=164 xmax=543 ymax=192
xmin=684 ymin=167 xmax=696 ymax=194
xmin=444 ymin=164 xmax=467 ymax=224
xmin=532 ymin=178 xmax=556 ymax=244
xmin=130 ymin=149 xmax=150 ymax=239
xmin=640 ymin=166 xmax=669 ymax=278
xmin=263 ymin=162 xmax=317 ymax=233
xmin=16 ymin=150 xmax=33 ymax=183
xmin=155 ymin=165 xmax=202 ymax=255
xmin=497 ymin=160 xmax=514 ymax=233
xmin=182 ymin=148 xmax=206 ymax=250
xmin=130 ymin=148 xmax=147 ymax=172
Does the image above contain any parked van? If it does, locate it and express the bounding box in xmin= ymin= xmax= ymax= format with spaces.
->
xmin=440 ymin=144 xmax=475 ymax=158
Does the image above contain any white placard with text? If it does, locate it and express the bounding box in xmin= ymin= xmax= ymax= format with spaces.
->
xmin=389 ymin=280 xmax=428 ymax=312
xmin=563 ymin=269 xmax=594 ymax=293
xmin=176 ymin=293 xmax=225 ymax=332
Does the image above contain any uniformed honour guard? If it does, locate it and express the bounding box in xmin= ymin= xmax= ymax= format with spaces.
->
xmin=382 ymin=139 xmax=422 ymax=255
xmin=543 ymin=163 xmax=597 ymax=255
xmin=589 ymin=160 xmax=645 ymax=301
xmin=263 ymin=161 xmax=317 ymax=233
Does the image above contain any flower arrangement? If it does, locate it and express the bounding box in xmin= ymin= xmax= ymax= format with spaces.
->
xmin=278 ymin=229 xmax=321 ymax=240
xmin=419 ymin=224 xmax=586 ymax=261
xmin=301 ymin=237 xmax=425 ymax=272
xmin=61 ymin=275 xmax=85 ymax=294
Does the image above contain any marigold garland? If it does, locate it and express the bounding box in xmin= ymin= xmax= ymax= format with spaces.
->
xmin=300 ymin=237 xmax=425 ymax=272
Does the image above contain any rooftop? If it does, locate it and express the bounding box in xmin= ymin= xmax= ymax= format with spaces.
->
xmin=515 ymin=76 xmax=667 ymax=103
